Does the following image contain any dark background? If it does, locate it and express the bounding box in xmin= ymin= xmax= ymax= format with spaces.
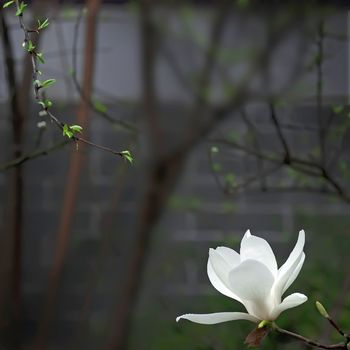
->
xmin=0 ymin=1 xmax=350 ymax=349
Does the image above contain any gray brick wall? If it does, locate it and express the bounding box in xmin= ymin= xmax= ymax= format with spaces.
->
xmin=0 ymin=5 xmax=349 ymax=350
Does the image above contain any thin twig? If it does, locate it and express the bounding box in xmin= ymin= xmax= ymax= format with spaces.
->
xmin=241 ymin=108 xmax=266 ymax=191
xmin=269 ymin=102 xmax=291 ymax=163
xmin=13 ymin=0 xmax=130 ymax=159
xmin=208 ymin=136 xmax=350 ymax=202
xmin=0 ymin=140 xmax=69 ymax=172
xmin=316 ymin=20 xmax=326 ymax=165
xmin=274 ymin=325 xmax=346 ymax=349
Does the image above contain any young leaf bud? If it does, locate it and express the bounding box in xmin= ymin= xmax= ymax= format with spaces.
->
xmin=316 ymin=301 xmax=329 ymax=319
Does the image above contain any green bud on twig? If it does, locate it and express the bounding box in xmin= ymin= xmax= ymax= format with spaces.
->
xmin=316 ymin=301 xmax=329 ymax=318
xmin=121 ymin=150 xmax=133 ymax=164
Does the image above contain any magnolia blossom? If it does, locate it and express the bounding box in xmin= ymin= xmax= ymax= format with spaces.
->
xmin=177 ymin=230 xmax=307 ymax=324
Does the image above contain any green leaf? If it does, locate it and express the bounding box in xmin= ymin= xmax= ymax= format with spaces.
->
xmin=27 ymin=40 xmax=35 ymax=52
xmin=36 ymin=52 xmax=45 ymax=64
xmin=38 ymin=99 xmax=52 ymax=109
xmin=15 ymin=1 xmax=27 ymax=16
xmin=211 ymin=162 xmax=221 ymax=172
xmin=37 ymin=18 xmax=49 ymax=30
xmin=237 ymin=0 xmax=250 ymax=8
xmin=93 ymin=100 xmax=108 ymax=114
xmin=338 ymin=160 xmax=349 ymax=177
xmin=41 ymin=79 xmax=56 ymax=89
xmin=62 ymin=124 xmax=74 ymax=138
xmin=3 ymin=1 xmax=14 ymax=8
xmin=121 ymin=150 xmax=133 ymax=164
xmin=228 ymin=130 xmax=240 ymax=142
xmin=68 ymin=68 xmax=75 ymax=76
xmin=70 ymin=125 xmax=83 ymax=134
xmin=332 ymin=105 xmax=344 ymax=115
xmin=62 ymin=124 xmax=83 ymax=138
xmin=224 ymin=173 xmax=236 ymax=187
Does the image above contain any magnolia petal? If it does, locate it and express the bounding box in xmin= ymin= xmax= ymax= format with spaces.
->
xmin=279 ymin=230 xmax=305 ymax=276
xmin=274 ymin=230 xmax=305 ymax=298
xmin=207 ymin=259 xmax=241 ymax=301
xmin=274 ymin=252 xmax=303 ymax=301
xmin=215 ymin=246 xmax=241 ymax=268
xmin=229 ymin=259 xmax=274 ymax=301
xmin=208 ymin=248 xmax=232 ymax=289
xmin=270 ymin=293 xmax=308 ymax=319
xmin=240 ymin=230 xmax=277 ymax=276
xmin=176 ymin=312 xmax=259 ymax=324
xmin=283 ymin=253 xmax=305 ymax=294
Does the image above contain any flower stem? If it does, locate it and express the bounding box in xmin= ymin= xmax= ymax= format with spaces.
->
xmin=327 ymin=317 xmax=349 ymax=340
xmin=273 ymin=324 xmax=346 ymax=349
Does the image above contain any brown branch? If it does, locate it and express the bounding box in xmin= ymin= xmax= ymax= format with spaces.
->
xmin=322 ymin=274 xmax=350 ymax=342
xmin=241 ymin=108 xmax=267 ymax=190
xmin=108 ymin=8 xmax=313 ymax=350
xmin=316 ymin=20 xmax=326 ymax=166
xmin=0 ymin=11 xmax=24 ymax=350
xmin=269 ymin=102 xmax=291 ymax=163
xmin=107 ymin=3 xmax=234 ymax=349
xmin=35 ymin=1 xmax=102 ymax=349
xmin=0 ymin=140 xmax=69 ymax=172
xmin=13 ymin=0 xmax=129 ymax=159
xmin=274 ymin=325 xmax=346 ymax=349
xmin=209 ymin=133 xmax=350 ymax=203
xmin=71 ymin=7 xmax=138 ymax=133
xmin=108 ymin=154 xmax=186 ymax=350
xmin=72 ymin=137 xmax=136 ymax=348
xmin=187 ymin=0 xmax=231 ymax=134
xmin=240 ymin=186 xmax=338 ymax=197
xmin=327 ymin=317 xmax=348 ymax=340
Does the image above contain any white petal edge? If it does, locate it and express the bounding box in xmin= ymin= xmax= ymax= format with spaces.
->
xmin=270 ymin=293 xmax=308 ymax=320
xmin=215 ymin=246 xmax=241 ymax=268
xmin=208 ymin=248 xmax=233 ymax=290
xmin=279 ymin=230 xmax=305 ymax=276
xmin=274 ymin=230 xmax=305 ymax=298
xmin=229 ymin=259 xmax=275 ymax=301
xmin=207 ymin=259 xmax=242 ymax=301
xmin=282 ymin=253 xmax=305 ymax=294
xmin=240 ymin=230 xmax=278 ymax=276
xmin=176 ymin=312 xmax=259 ymax=324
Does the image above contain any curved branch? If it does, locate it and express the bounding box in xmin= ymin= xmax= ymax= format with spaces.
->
xmin=274 ymin=325 xmax=346 ymax=350
xmin=0 ymin=140 xmax=69 ymax=172
xmin=12 ymin=0 xmax=131 ymax=160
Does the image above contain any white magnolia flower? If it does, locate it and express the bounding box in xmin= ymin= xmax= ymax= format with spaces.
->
xmin=177 ymin=229 xmax=307 ymax=325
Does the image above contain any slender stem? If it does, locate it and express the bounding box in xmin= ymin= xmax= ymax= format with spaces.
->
xmin=269 ymin=102 xmax=290 ymax=163
xmin=13 ymin=0 xmax=128 ymax=159
xmin=0 ymin=140 xmax=69 ymax=172
xmin=326 ymin=316 xmax=350 ymax=340
xmin=316 ymin=20 xmax=325 ymax=166
xmin=274 ymin=325 xmax=346 ymax=349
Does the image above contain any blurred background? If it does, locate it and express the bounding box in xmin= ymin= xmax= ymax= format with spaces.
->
xmin=0 ymin=0 xmax=350 ymax=349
